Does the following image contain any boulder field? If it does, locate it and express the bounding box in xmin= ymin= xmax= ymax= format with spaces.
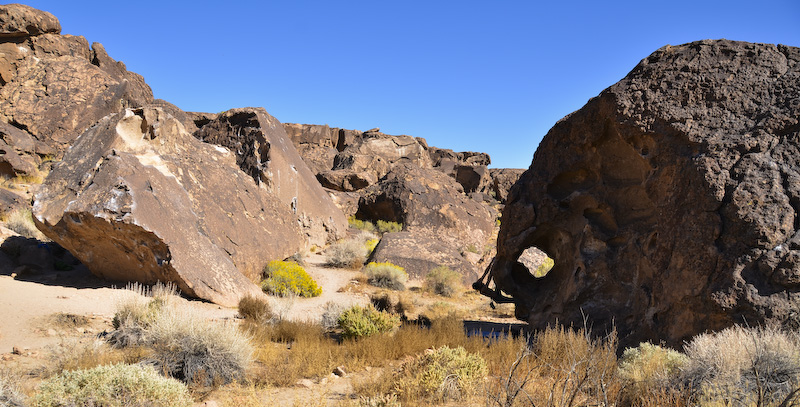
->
xmin=481 ymin=39 xmax=800 ymax=347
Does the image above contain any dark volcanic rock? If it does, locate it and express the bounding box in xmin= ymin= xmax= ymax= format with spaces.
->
xmin=370 ymin=231 xmax=481 ymax=282
xmin=489 ymin=168 xmax=525 ymax=203
xmin=0 ymin=4 xmax=153 ymax=156
xmin=33 ymin=107 xmax=305 ymax=306
xmin=484 ymin=40 xmax=800 ymax=347
xmin=194 ymin=108 xmax=347 ymax=246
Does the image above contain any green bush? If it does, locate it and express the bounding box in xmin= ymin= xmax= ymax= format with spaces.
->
xmin=146 ymin=305 xmax=253 ymax=386
xmin=376 ymin=220 xmax=403 ymax=234
xmin=32 ymin=363 xmax=192 ymax=407
xmin=534 ymin=256 xmax=555 ymax=277
xmin=424 ymin=266 xmax=462 ymax=297
xmin=682 ymin=325 xmax=800 ymax=406
xmin=364 ymin=262 xmax=408 ymax=291
xmin=394 ymin=346 xmax=487 ymax=403
xmin=261 ymin=260 xmax=321 ymax=297
xmin=338 ymin=305 xmax=400 ymax=340
xmin=326 ymin=238 xmax=370 ymax=269
xmin=619 ymin=342 xmax=688 ymax=404
xmin=238 ymin=294 xmax=273 ymax=323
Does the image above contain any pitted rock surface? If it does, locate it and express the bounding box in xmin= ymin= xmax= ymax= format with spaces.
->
xmin=486 ymin=40 xmax=800 ymax=347
xmin=33 ymin=107 xmax=304 ymax=306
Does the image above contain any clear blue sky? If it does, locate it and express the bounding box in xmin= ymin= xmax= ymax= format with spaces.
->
xmin=22 ymin=1 xmax=800 ymax=169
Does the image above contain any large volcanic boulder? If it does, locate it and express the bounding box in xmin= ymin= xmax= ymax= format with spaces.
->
xmin=194 ymin=108 xmax=347 ymax=246
xmin=360 ymin=164 xmax=495 ymax=278
xmin=0 ymin=4 xmax=152 ymax=158
xmin=33 ymin=107 xmax=305 ymax=306
xmin=489 ymin=168 xmax=525 ymax=203
xmin=282 ymin=123 xmax=339 ymax=175
xmin=483 ymin=40 xmax=800 ymax=347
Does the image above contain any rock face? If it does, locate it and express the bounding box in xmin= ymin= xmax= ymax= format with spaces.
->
xmin=33 ymin=107 xmax=305 ymax=306
xmin=370 ymin=231 xmax=481 ymax=281
xmin=0 ymin=3 xmax=152 ymax=158
xmin=194 ymin=108 xmax=347 ymax=246
xmin=483 ymin=40 xmax=800 ymax=347
xmin=489 ymin=168 xmax=525 ymax=203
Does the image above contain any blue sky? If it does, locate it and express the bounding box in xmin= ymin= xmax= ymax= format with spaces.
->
xmin=22 ymin=1 xmax=800 ymax=169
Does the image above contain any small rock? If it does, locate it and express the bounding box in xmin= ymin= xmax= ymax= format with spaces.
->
xmin=296 ymin=378 xmax=314 ymax=389
xmin=75 ymin=327 xmax=85 ymax=334
xmin=11 ymin=346 xmax=20 ymax=355
xmin=333 ymin=366 xmax=346 ymax=377
xmin=46 ymin=328 xmax=57 ymax=336
xmin=1 ymin=354 xmax=12 ymax=361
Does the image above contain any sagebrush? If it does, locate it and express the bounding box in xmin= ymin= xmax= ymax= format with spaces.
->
xmin=326 ymin=238 xmax=370 ymax=269
xmin=394 ymin=346 xmax=487 ymax=403
xmin=425 ymin=265 xmax=462 ymax=297
xmin=32 ymin=363 xmax=192 ymax=407
xmin=338 ymin=305 xmax=400 ymax=340
xmin=364 ymin=262 xmax=408 ymax=290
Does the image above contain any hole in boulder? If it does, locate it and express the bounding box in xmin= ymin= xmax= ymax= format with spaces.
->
xmin=517 ymin=246 xmax=555 ymax=279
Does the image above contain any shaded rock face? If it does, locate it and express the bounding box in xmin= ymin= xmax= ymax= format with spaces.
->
xmin=485 ymin=40 xmax=800 ymax=347
xmin=195 ymin=108 xmax=347 ymax=246
xmin=0 ymin=4 xmax=152 ymax=158
xmin=34 ymin=107 xmax=305 ymax=306
xmin=489 ymin=168 xmax=524 ymax=203
xmin=357 ymin=164 xmax=494 ymax=251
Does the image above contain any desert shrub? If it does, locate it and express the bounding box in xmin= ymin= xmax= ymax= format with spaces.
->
xmin=364 ymin=262 xmax=408 ymax=290
xmin=619 ymin=342 xmax=689 ymax=406
xmin=108 ymin=283 xmax=176 ymax=347
xmin=534 ymin=256 xmax=555 ymax=277
xmin=4 ymin=208 xmax=45 ymax=240
xmin=376 ymin=220 xmax=403 ymax=234
xmin=321 ymin=301 xmax=346 ymax=330
xmin=425 ymin=265 xmax=462 ymax=297
xmin=0 ymin=368 xmax=26 ymax=407
xmin=238 ymin=294 xmax=273 ymax=323
xmin=394 ymin=346 xmax=487 ymax=403
xmin=32 ymin=363 xmax=192 ymax=407
xmin=365 ymin=238 xmax=380 ymax=255
xmin=326 ymin=238 xmax=369 ymax=269
xmin=682 ymin=325 xmax=800 ymax=406
xmin=349 ymin=216 xmax=376 ymax=233
xmin=338 ymin=305 xmax=400 ymax=340
xmin=146 ymin=305 xmax=253 ymax=387
xmin=261 ymin=260 xmax=321 ymax=297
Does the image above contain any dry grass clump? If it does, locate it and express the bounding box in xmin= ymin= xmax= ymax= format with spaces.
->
xmin=394 ymin=346 xmax=487 ymax=403
xmin=682 ymin=325 xmax=800 ymax=406
xmin=108 ymin=283 xmax=176 ymax=347
xmin=326 ymin=238 xmax=370 ymax=269
xmin=618 ymin=342 xmax=690 ymax=406
xmin=261 ymin=260 xmax=321 ymax=298
xmin=31 ymin=363 xmax=192 ymax=407
xmin=364 ymin=262 xmax=408 ymax=290
xmin=321 ymin=301 xmax=347 ymax=330
xmin=0 ymin=367 xmax=26 ymax=407
xmin=3 ymin=208 xmax=46 ymax=240
xmin=486 ymin=324 xmax=620 ymax=407
xmin=424 ymin=265 xmax=462 ymax=297
xmin=237 ymin=294 xmax=273 ymax=324
xmin=145 ymin=305 xmax=253 ymax=387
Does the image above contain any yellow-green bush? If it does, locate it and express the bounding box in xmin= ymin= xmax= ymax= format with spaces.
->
xmin=534 ymin=256 xmax=555 ymax=277
xmin=364 ymin=262 xmax=408 ymax=291
xmin=338 ymin=305 xmax=401 ymax=340
xmin=365 ymin=238 xmax=380 ymax=255
xmin=376 ymin=220 xmax=403 ymax=234
xmin=394 ymin=346 xmax=487 ymax=403
xmin=619 ymin=342 xmax=688 ymax=405
xmin=261 ymin=260 xmax=321 ymax=297
xmin=425 ymin=265 xmax=462 ymax=297
xmin=349 ymin=216 xmax=376 ymax=233
xmin=32 ymin=364 xmax=192 ymax=407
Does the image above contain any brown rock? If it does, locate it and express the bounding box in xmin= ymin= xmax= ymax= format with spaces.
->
xmin=33 ymin=107 xmax=305 ymax=306
xmin=194 ymin=107 xmax=347 ymax=246
xmin=488 ymin=168 xmax=524 ymax=203
xmin=484 ymin=40 xmax=800 ymax=347
xmin=317 ymin=169 xmax=377 ymax=192
xmin=357 ymin=164 xmax=494 ymax=251
xmin=370 ymin=231 xmax=479 ymax=281
xmin=0 ymin=4 xmax=60 ymax=38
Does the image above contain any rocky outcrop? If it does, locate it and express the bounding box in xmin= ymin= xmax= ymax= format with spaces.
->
xmin=282 ymin=123 xmax=338 ymax=175
xmin=33 ymin=107 xmax=305 ymax=306
xmin=0 ymin=4 xmax=153 ymax=158
xmin=194 ymin=108 xmax=347 ymax=246
xmin=358 ymin=164 xmax=494 ymax=252
xmin=370 ymin=232 xmax=482 ymax=282
xmin=482 ymin=40 xmax=800 ymax=347
xmin=489 ymin=168 xmax=525 ymax=203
